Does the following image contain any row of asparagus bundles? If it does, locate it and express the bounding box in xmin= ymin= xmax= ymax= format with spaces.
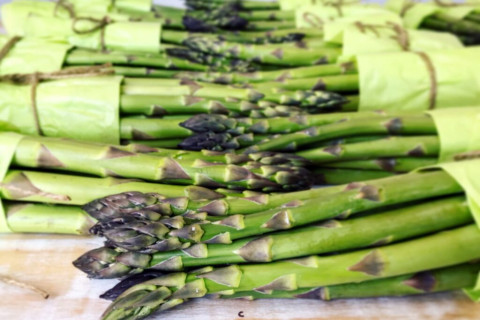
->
xmin=1 ymin=0 xmax=480 ymax=319
xmin=1 ymin=137 xmax=480 ymax=318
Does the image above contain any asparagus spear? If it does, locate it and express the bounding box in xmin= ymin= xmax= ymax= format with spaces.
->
xmin=162 ymin=30 xmax=342 ymax=66
xmin=242 ymin=114 xmax=437 ymax=152
xmin=82 ymin=170 xmax=462 ymax=254
xmin=10 ymin=135 xmax=313 ymax=191
xmin=422 ymin=13 xmax=480 ymax=37
xmin=183 ymin=115 xmax=437 ymax=152
xmin=66 ymin=46 xmax=259 ymax=73
xmin=164 ymin=46 xmax=259 ymax=72
xmin=0 ymin=170 xmax=229 ymax=206
xmin=297 ymin=136 xmax=440 ymax=164
xmin=3 ymin=202 xmax=95 ymax=234
xmin=83 ymin=169 xmax=462 ymax=217
xmin=163 ymin=63 xmax=357 ymax=84
xmin=179 ymin=132 xmax=271 ymax=151
xmin=99 ymin=224 xmax=480 ymax=320
xmin=119 ymin=95 xmax=340 ymax=118
xmin=251 ymin=74 xmax=360 ymax=92
xmin=322 ymin=158 xmax=438 ymax=172
xmin=217 ymin=263 xmax=480 ymax=301
xmin=120 ymin=145 xmax=312 ymax=167
xmin=185 ymin=0 xmax=280 ymax=11
xmin=75 ymin=196 xmax=471 ymax=274
xmin=64 ymin=48 xmax=210 ymax=71
xmin=314 ymin=168 xmax=397 ymax=185
xmin=180 ymin=112 xmax=431 ymax=135
xmin=121 ymin=139 xmax=184 ymax=149
xmin=122 ymin=78 xmax=347 ymax=107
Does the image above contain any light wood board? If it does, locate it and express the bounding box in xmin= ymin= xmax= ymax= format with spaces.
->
xmin=1 ymin=234 xmax=479 ymax=319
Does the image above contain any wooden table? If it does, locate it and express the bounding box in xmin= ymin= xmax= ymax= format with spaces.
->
xmin=1 ymin=234 xmax=479 ymax=320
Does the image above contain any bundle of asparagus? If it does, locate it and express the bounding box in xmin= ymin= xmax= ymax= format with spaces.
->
xmin=70 ymin=158 xmax=480 ymax=320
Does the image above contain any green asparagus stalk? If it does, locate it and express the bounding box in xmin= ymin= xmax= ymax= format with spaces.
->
xmin=185 ymin=0 xmax=280 ymax=11
xmin=322 ymin=158 xmax=439 ymax=172
xmin=178 ymin=132 xmax=271 ymax=151
xmin=422 ymin=13 xmax=480 ymax=37
xmin=119 ymin=95 xmax=340 ymax=118
xmin=217 ymin=263 xmax=480 ymax=301
xmin=3 ymin=201 xmax=95 ymax=234
xmin=75 ymin=196 xmax=471 ymax=274
xmin=238 ymin=115 xmax=437 ymax=152
xmin=82 ymin=170 xmax=462 ymax=253
xmin=83 ymin=169 xmax=462 ymax=217
xmin=99 ymin=224 xmax=480 ymax=320
xmin=66 ymin=45 xmax=260 ymax=73
xmin=10 ymin=135 xmax=313 ymax=191
xmin=64 ymin=48 xmax=210 ymax=71
xmin=0 ymin=170 xmax=232 ymax=206
xmin=297 ymin=136 xmax=440 ymax=164
xmin=122 ymin=78 xmax=347 ymax=107
xmin=180 ymin=112 xmax=431 ymax=135
xmin=162 ymin=63 xmax=357 ymax=84
xmin=121 ymin=139 xmax=184 ymax=149
xmin=314 ymin=168 xmax=397 ymax=185
xmin=213 ymin=28 xmax=324 ymax=44
xmin=163 ymin=46 xmax=260 ymax=72
xmin=120 ymin=117 xmax=192 ymax=140
xmin=120 ymin=145 xmax=312 ymax=167
xmin=252 ymin=74 xmax=360 ymax=92
xmin=161 ymin=30 xmax=342 ymax=66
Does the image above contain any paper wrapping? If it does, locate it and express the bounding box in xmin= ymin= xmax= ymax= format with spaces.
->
xmin=357 ymin=47 xmax=480 ymax=111
xmin=2 ymin=1 xmax=161 ymax=53
xmin=295 ymin=3 xmax=389 ymax=28
xmin=0 ymin=76 xmax=123 ymax=144
xmin=0 ymin=36 xmax=71 ymax=75
xmin=387 ymin=0 xmax=480 ymax=28
xmin=428 ymin=107 xmax=480 ymax=162
xmin=0 ymin=132 xmax=24 ymax=233
xmin=338 ymin=24 xmax=462 ymax=62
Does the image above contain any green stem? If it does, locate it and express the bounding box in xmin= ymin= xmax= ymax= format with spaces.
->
xmin=297 ymin=136 xmax=440 ymax=164
xmin=219 ymin=263 xmax=480 ymax=300
xmin=252 ymin=74 xmax=360 ymax=92
xmin=11 ymin=135 xmax=312 ymax=191
xmin=314 ymin=168 xmax=397 ymax=185
xmin=3 ymin=201 xmax=95 ymax=234
xmin=322 ymin=158 xmax=439 ymax=172
xmin=242 ymin=115 xmax=437 ymax=152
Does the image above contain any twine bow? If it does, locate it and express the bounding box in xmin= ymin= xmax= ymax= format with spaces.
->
xmin=54 ymin=0 xmax=113 ymax=52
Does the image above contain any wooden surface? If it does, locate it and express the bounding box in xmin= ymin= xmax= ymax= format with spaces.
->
xmin=1 ymin=234 xmax=479 ymax=320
